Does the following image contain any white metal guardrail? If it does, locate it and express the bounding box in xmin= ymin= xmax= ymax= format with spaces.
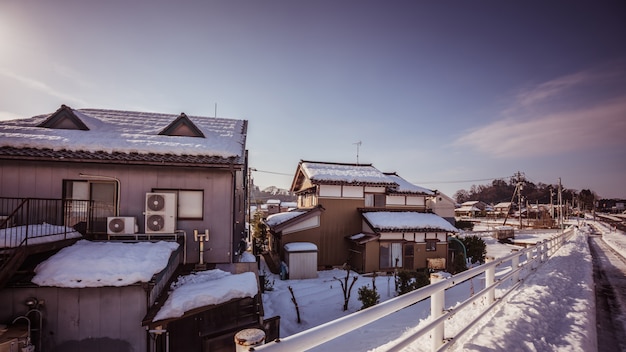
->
xmin=254 ymin=226 xmax=576 ymax=352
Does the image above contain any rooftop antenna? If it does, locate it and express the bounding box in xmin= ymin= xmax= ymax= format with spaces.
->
xmin=353 ymin=141 xmax=362 ymax=164
xmin=214 ymin=103 xmax=217 ymax=118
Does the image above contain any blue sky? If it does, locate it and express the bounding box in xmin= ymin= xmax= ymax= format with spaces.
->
xmin=1 ymin=1 xmax=625 ymax=199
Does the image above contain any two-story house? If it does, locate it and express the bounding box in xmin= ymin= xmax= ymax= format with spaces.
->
xmin=0 ymin=105 xmax=264 ymax=352
xmin=263 ymin=161 xmax=458 ymax=274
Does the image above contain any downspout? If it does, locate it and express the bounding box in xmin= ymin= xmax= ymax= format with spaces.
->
xmin=448 ymin=236 xmax=467 ymax=263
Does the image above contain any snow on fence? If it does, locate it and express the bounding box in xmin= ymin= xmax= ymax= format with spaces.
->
xmin=254 ymin=227 xmax=576 ymax=352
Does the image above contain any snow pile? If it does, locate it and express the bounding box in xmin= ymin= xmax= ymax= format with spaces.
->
xmin=363 ymin=211 xmax=458 ymax=232
xmin=0 ymin=223 xmax=82 ymax=248
xmin=450 ymin=227 xmax=595 ymax=351
xmin=284 ymin=242 xmax=317 ymax=252
xmin=32 ymin=240 xmax=179 ymax=288
xmin=153 ymin=269 xmax=258 ymax=322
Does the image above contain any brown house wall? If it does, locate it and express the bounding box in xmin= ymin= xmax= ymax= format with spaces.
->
xmin=414 ymin=242 xmax=449 ymax=269
xmin=0 ymin=160 xmax=239 ymax=264
xmin=282 ymin=198 xmax=363 ymax=268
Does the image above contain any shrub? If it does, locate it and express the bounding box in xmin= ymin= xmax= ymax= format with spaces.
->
xmin=358 ymin=285 xmax=380 ymax=310
xmin=395 ymin=269 xmax=430 ymax=295
xmin=455 ymin=220 xmax=474 ymax=230
xmin=461 ymin=235 xmax=487 ymax=264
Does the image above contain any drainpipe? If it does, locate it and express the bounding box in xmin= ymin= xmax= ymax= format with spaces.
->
xmin=448 ymin=236 xmax=467 ymax=264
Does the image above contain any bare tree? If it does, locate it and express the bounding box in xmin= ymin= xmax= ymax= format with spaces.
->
xmin=333 ymin=265 xmax=359 ymax=311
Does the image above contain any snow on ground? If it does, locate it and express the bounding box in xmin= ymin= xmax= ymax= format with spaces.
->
xmin=260 ymin=221 xmax=619 ymax=351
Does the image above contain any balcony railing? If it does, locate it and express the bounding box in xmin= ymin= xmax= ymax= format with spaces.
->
xmin=0 ymin=197 xmax=114 ymax=249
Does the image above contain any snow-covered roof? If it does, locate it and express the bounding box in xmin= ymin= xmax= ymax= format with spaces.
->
xmin=265 ymin=211 xmax=306 ymax=227
xmin=152 ymin=269 xmax=257 ymax=322
xmin=32 ymin=240 xmax=179 ymax=288
xmin=299 ymin=161 xmax=396 ymax=186
xmin=0 ymin=106 xmax=247 ymax=164
xmin=362 ymin=211 xmax=458 ymax=232
xmin=455 ymin=205 xmax=482 ymax=212
xmin=385 ymin=173 xmax=434 ymax=195
xmin=284 ymin=242 xmax=318 ymax=252
xmin=494 ymin=202 xmax=512 ymax=208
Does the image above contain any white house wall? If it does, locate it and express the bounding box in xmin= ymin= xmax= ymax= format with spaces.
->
xmin=283 ymin=215 xmax=320 ymax=235
xmin=319 ymin=184 xmax=342 ymax=197
xmin=386 ymin=195 xmax=405 ymax=206
xmin=379 ymin=232 xmax=447 ymax=242
xmin=364 ymin=186 xmax=386 ymax=193
xmin=318 ymin=184 xmax=365 ymax=198
xmin=342 ymin=185 xmax=364 ymax=198
xmin=406 ymin=196 xmax=425 ymax=206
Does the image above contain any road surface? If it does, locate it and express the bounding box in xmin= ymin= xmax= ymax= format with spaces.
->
xmin=589 ymin=225 xmax=626 ymax=352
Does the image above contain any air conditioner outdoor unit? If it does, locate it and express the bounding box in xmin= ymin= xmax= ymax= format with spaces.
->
xmin=107 ymin=216 xmax=137 ymax=235
xmin=145 ymin=192 xmax=177 ymax=234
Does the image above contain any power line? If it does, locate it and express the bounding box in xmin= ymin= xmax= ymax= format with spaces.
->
xmin=250 ymin=168 xmax=293 ymax=176
xmin=411 ymin=176 xmax=511 ymax=185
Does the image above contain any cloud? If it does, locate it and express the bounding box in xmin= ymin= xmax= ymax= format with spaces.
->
xmin=455 ymin=63 xmax=626 ymax=158
xmin=0 ymin=67 xmax=88 ymax=107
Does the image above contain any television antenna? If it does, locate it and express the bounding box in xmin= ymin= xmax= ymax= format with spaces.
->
xmin=353 ymin=141 xmax=362 ymax=164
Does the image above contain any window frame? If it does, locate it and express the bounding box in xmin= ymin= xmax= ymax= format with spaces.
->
xmin=425 ymin=239 xmax=439 ymax=251
xmin=153 ymin=188 xmax=204 ymax=220
xmin=379 ymin=241 xmax=404 ymax=269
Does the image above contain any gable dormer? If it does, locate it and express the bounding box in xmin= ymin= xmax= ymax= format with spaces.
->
xmin=159 ymin=113 xmax=205 ymax=138
xmin=37 ymin=105 xmax=89 ymax=130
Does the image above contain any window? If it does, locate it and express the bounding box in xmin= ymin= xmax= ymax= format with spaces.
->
xmin=154 ymin=189 xmax=204 ymax=220
xmin=380 ymin=242 xmax=403 ymax=269
xmin=425 ymin=239 xmax=438 ymax=251
xmin=63 ymin=179 xmax=118 ymax=233
xmin=365 ymin=193 xmax=386 ymax=207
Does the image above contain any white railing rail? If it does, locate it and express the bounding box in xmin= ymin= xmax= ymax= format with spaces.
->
xmin=254 ymin=226 xmax=576 ymax=352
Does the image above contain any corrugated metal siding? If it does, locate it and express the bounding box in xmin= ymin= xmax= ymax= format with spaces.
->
xmin=0 ymin=285 xmax=148 ymax=352
xmin=0 ymin=160 xmax=237 ymax=264
xmin=286 ymin=251 xmax=318 ymax=279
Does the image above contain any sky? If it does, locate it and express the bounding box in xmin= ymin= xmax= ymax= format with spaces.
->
xmin=1 ymin=0 xmax=625 ymax=199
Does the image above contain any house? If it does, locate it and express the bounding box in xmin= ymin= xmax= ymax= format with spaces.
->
xmin=263 ymin=161 xmax=458 ymax=274
xmin=0 ymin=105 xmax=248 ymax=264
xmin=454 ymin=201 xmax=488 ymax=218
xmin=426 ymin=191 xmax=456 ymax=225
xmin=492 ymin=202 xmax=514 ymax=217
xmin=0 ymin=105 xmax=266 ymax=351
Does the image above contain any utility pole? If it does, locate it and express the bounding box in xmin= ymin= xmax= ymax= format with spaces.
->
xmin=558 ymin=177 xmax=563 ymax=230
xmin=514 ymin=171 xmax=525 ymax=229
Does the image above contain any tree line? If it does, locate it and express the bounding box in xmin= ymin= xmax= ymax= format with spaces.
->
xmin=453 ymin=177 xmax=598 ymax=211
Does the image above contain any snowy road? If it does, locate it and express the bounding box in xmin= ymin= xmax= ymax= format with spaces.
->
xmin=589 ymin=228 xmax=626 ymax=352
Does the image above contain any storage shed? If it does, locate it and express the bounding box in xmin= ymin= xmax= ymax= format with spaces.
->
xmin=283 ymin=242 xmax=318 ymax=279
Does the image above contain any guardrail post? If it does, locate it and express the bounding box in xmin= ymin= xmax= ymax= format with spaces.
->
xmin=430 ymin=272 xmax=446 ymax=351
xmin=511 ymin=254 xmax=520 ymax=283
xmin=485 ymin=265 xmax=495 ymax=304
